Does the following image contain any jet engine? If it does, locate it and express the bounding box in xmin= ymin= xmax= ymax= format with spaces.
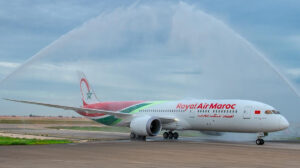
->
xmin=130 ymin=116 xmax=162 ymax=136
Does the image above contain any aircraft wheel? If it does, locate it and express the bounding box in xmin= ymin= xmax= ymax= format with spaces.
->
xmin=260 ymin=139 xmax=265 ymax=145
xmin=256 ymin=139 xmax=260 ymax=145
xmin=168 ymin=132 xmax=174 ymax=139
xmin=256 ymin=139 xmax=264 ymax=145
xmin=173 ymin=132 xmax=179 ymax=139
xmin=141 ymin=136 xmax=146 ymax=141
xmin=163 ymin=132 xmax=169 ymax=139
xmin=130 ymin=132 xmax=136 ymax=140
xmin=136 ymin=135 xmax=146 ymax=141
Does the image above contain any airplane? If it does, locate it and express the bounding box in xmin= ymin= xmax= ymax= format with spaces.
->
xmin=4 ymin=73 xmax=289 ymax=145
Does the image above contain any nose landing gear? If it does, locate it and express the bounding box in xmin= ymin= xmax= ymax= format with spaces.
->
xmin=163 ymin=131 xmax=179 ymax=140
xmin=256 ymin=132 xmax=268 ymax=145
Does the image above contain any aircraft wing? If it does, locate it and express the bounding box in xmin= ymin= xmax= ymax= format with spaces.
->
xmin=3 ymin=98 xmax=177 ymax=124
xmin=3 ymin=98 xmax=130 ymax=119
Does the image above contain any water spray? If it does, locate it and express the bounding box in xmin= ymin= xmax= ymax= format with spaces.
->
xmin=1 ymin=2 xmax=299 ymax=101
xmin=235 ymin=35 xmax=300 ymax=98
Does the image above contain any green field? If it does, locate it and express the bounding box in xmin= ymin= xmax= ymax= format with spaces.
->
xmin=0 ymin=136 xmax=73 ymax=145
xmin=286 ymin=137 xmax=300 ymax=141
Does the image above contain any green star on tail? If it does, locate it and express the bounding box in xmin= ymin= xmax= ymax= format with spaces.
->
xmin=86 ymin=92 xmax=92 ymax=99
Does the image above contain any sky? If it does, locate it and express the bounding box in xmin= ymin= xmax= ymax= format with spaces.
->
xmin=0 ymin=0 xmax=299 ymax=123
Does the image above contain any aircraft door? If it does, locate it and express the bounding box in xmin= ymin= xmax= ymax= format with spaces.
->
xmin=188 ymin=109 xmax=196 ymax=119
xmin=243 ymin=106 xmax=252 ymax=119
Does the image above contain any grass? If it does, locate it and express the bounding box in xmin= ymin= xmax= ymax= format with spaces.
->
xmin=0 ymin=136 xmax=73 ymax=145
xmin=285 ymin=137 xmax=300 ymax=141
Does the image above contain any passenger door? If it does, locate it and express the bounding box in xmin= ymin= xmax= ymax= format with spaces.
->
xmin=188 ymin=109 xmax=196 ymax=119
xmin=243 ymin=106 xmax=252 ymax=119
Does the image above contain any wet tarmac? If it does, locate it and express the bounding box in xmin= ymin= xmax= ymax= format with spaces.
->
xmin=0 ymin=139 xmax=299 ymax=168
xmin=0 ymin=123 xmax=300 ymax=167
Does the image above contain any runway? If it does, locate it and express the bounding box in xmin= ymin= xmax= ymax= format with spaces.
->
xmin=0 ymin=140 xmax=299 ymax=168
xmin=0 ymin=121 xmax=299 ymax=168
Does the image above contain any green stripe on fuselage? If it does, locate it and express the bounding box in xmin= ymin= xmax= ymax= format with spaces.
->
xmin=93 ymin=102 xmax=152 ymax=125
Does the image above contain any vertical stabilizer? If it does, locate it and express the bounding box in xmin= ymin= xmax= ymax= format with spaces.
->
xmin=77 ymin=71 xmax=99 ymax=106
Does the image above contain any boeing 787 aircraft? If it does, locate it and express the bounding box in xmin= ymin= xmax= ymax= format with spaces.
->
xmin=4 ymin=73 xmax=289 ymax=145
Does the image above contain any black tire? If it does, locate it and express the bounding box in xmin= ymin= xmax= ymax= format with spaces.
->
xmin=168 ymin=132 xmax=174 ymax=139
xmin=260 ymin=139 xmax=265 ymax=145
xmin=163 ymin=132 xmax=169 ymax=139
xmin=256 ymin=139 xmax=261 ymax=145
xmin=130 ymin=132 xmax=136 ymax=140
xmin=135 ymin=135 xmax=146 ymax=141
xmin=173 ymin=132 xmax=179 ymax=139
xmin=256 ymin=139 xmax=264 ymax=145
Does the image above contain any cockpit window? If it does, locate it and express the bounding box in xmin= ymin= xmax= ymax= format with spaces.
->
xmin=265 ymin=110 xmax=272 ymax=114
xmin=272 ymin=110 xmax=280 ymax=114
xmin=265 ymin=110 xmax=280 ymax=114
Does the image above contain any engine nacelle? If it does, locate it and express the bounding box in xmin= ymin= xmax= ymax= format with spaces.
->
xmin=130 ymin=116 xmax=162 ymax=136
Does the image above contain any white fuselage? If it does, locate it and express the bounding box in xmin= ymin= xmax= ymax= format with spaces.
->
xmin=126 ymin=99 xmax=289 ymax=133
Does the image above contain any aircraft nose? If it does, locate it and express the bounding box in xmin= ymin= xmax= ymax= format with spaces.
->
xmin=279 ymin=116 xmax=289 ymax=130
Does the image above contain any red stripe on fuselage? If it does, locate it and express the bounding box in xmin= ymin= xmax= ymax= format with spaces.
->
xmin=77 ymin=101 xmax=145 ymax=117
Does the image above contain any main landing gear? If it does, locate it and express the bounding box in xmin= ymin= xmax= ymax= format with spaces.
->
xmin=130 ymin=132 xmax=146 ymax=141
xmin=256 ymin=132 xmax=268 ymax=145
xmin=256 ymin=139 xmax=264 ymax=145
xmin=163 ymin=131 xmax=179 ymax=140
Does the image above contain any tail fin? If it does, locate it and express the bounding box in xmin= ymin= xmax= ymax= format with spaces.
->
xmin=77 ymin=71 xmax=99 ymax=106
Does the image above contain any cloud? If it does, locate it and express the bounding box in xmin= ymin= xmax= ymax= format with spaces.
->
xmin=0 ymin=61 xmax=20 ymax=68
xmin=0 ymin=0 xmax=137 ymax=61
xmin=287 ymin=68 xmax=300 ymax=77
xmin=1 ymin=2 xmax=300 ymax=123
xmin=287 ymin=35 xmax=300 ymax=50
xmin=286 ymin=68 xmax=300 ymax=83
xmin=0 ymin=61 xmax=21 ymax=79
xmin=170 ymin=70 xmax=202 ymax=75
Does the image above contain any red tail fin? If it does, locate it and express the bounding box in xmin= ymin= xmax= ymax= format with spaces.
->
xmin=78 ymin=72 xmax=99 ymax=106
